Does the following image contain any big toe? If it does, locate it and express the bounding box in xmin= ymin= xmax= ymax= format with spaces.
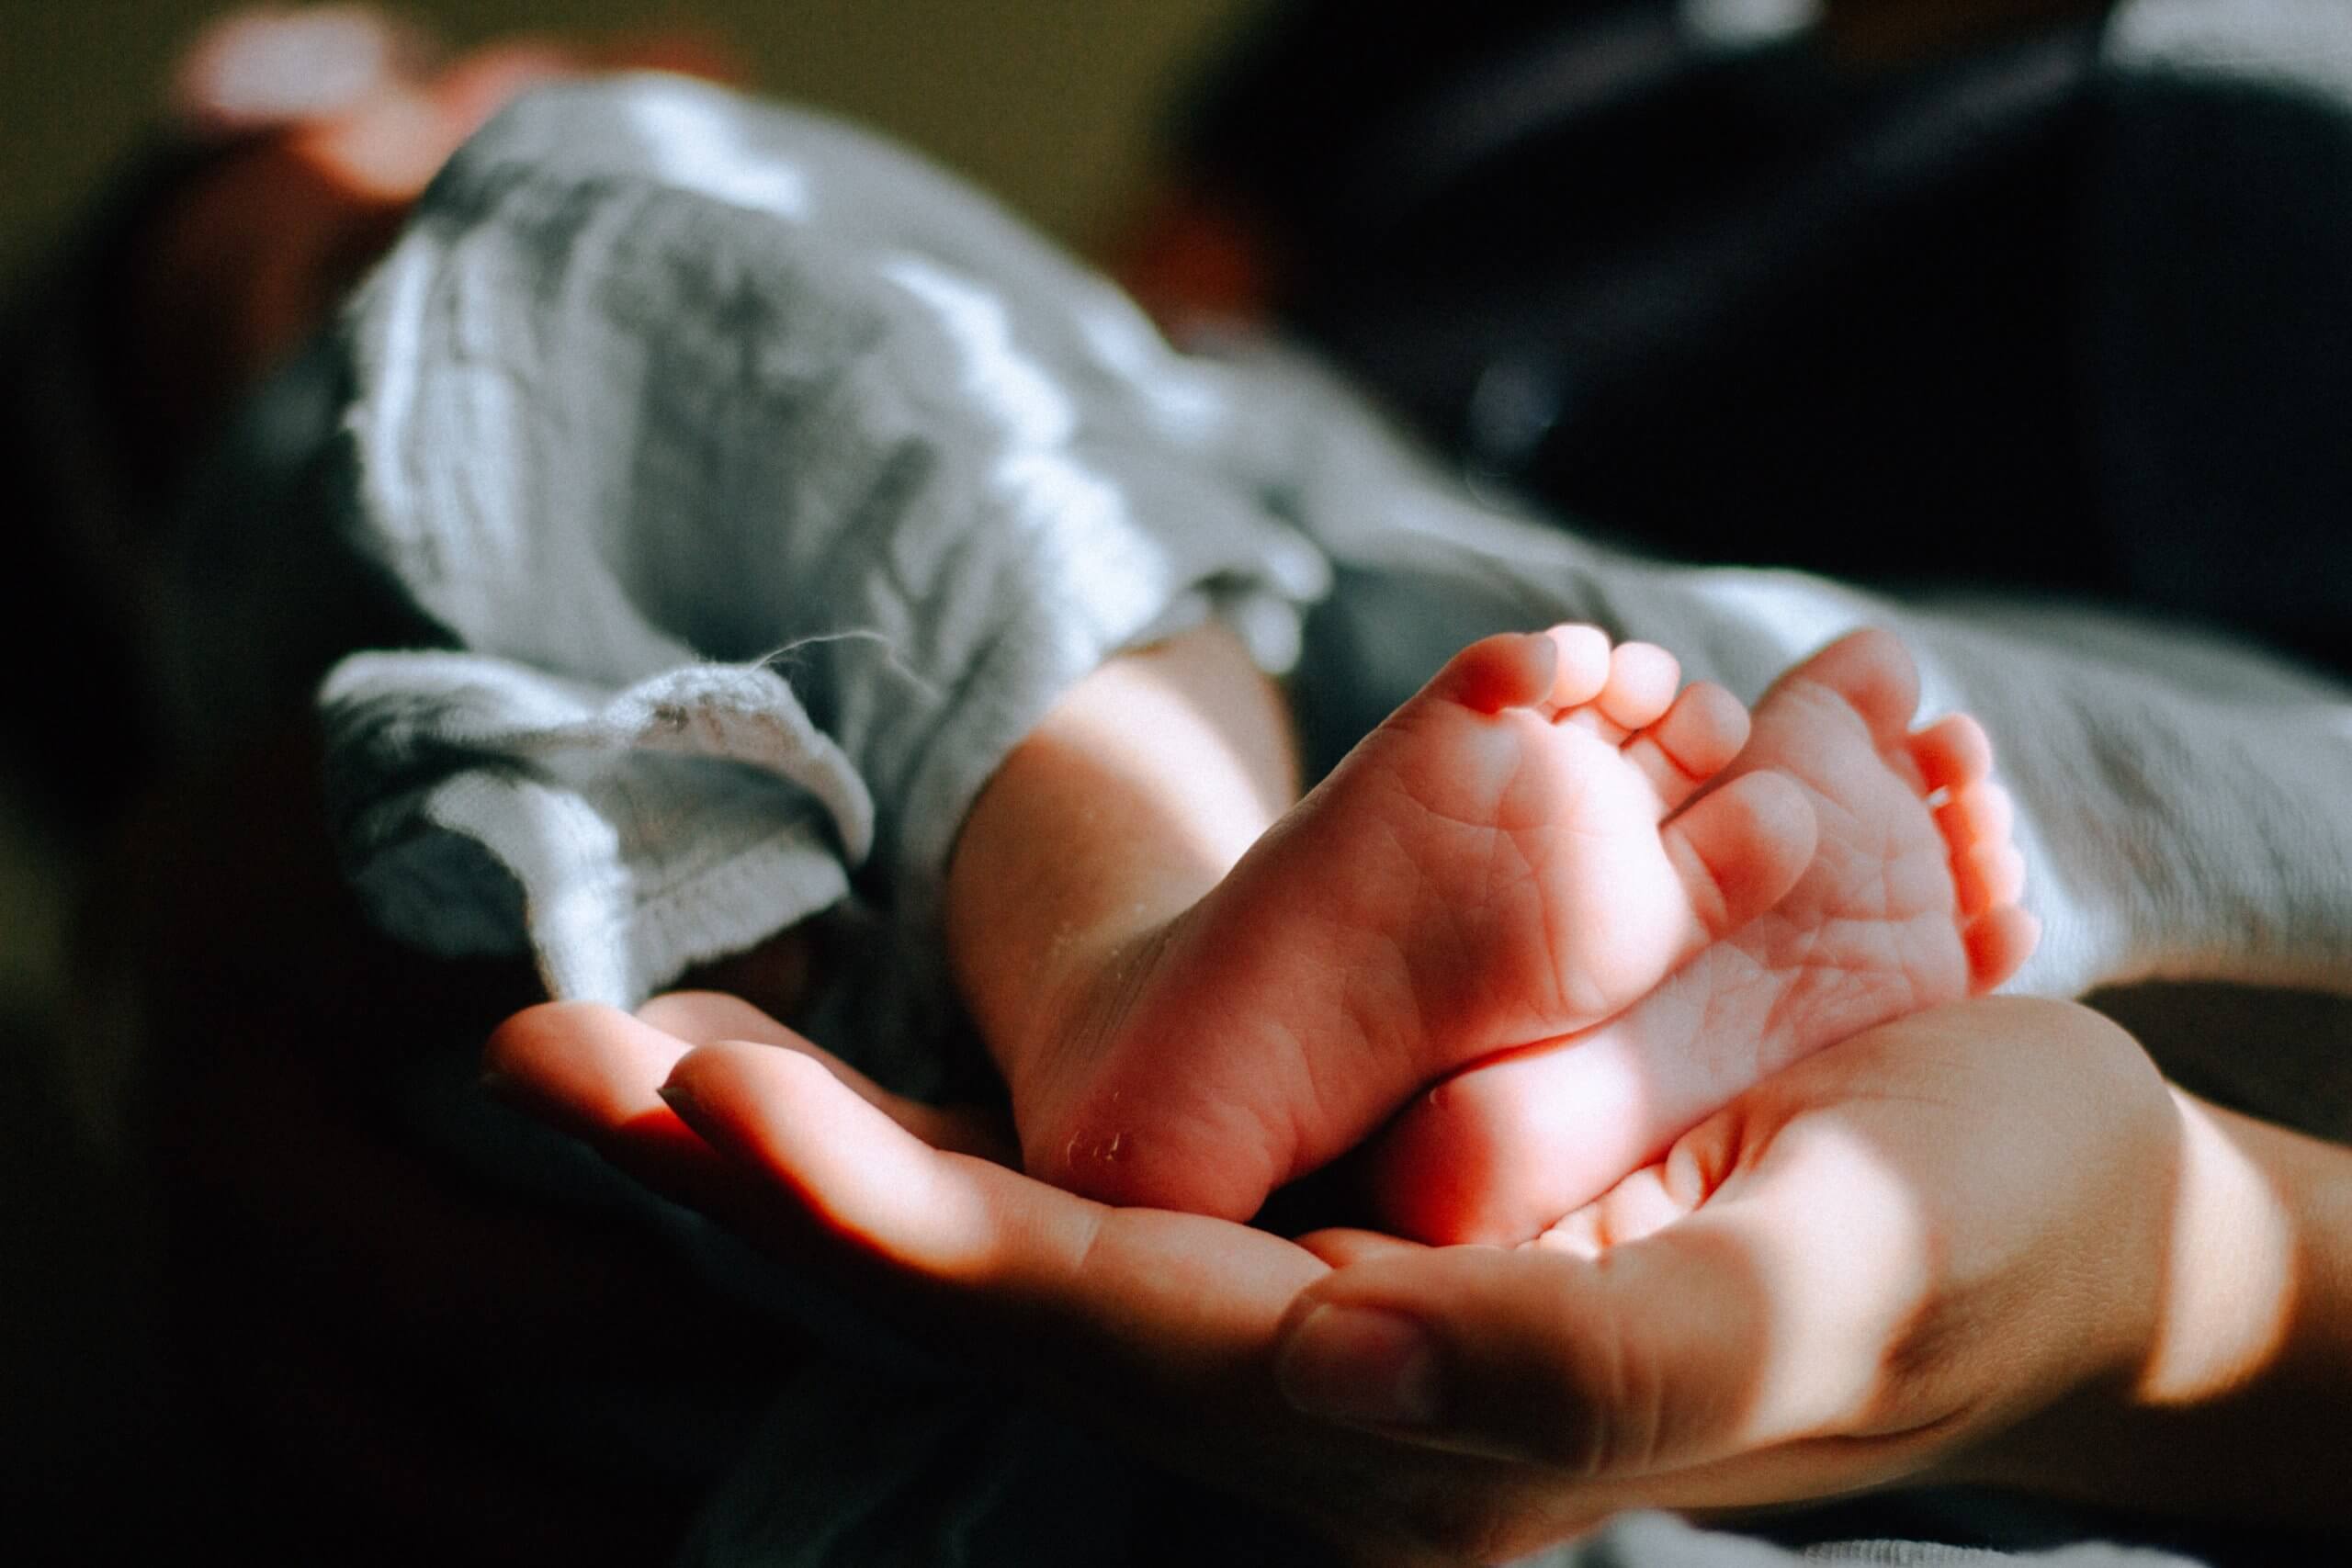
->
xmin=1770 ymin=626 xmax=1921 ymax=746
xmin=1624 ymin=680 xmax=1750 ymax=812
xmin=1428 ymin=628 xmax=1593 ymax=714
xmin=1660 ymin=770 xmax=1817 ymax=949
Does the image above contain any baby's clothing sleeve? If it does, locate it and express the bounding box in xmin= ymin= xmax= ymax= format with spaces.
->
xmin=317 ymin=77 xmax=1328 ymax=1091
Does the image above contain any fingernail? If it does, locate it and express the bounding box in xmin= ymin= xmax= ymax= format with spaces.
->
xmin=655 ymin=1081 xmax=701 ymax=1119
xmin=1277 ymin=1304 xmax=1444 ymax=1427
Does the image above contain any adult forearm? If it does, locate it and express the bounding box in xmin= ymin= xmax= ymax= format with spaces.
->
xmin=1967 ymin=1087 xmax=2352 ymax=1530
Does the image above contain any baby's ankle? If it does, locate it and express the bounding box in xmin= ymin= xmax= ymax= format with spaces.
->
xmin=980 ymin=913 xmax=1188 ymax=1126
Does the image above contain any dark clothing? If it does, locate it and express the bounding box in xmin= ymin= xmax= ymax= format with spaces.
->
xmin=1182 ymin=0 xmax=2352 ymax=671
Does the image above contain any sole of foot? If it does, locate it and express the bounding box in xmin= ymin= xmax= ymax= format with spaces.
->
xmin=1364 ymin=626 xmax=2040 ymax=1245
xmin=1023 ymin=625 xmax=1819 ymax=1221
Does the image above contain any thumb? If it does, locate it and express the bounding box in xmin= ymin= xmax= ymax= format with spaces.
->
xmin=1272 ymin=1115 xmax=1929 ymax=1476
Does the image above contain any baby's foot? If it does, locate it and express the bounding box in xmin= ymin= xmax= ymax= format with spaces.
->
xmin=1364 ymin=627 xmax=2041 ymax=1245
xmin=1014 ymin=625 xmax=1819 ymax=1220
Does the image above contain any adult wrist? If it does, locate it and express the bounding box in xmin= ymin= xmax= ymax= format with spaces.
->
xmin=1954 ymin=1082 xmax=2350 ymax=1531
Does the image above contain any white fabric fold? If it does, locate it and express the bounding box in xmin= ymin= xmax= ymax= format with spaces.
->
xmin=323 ymin=652 xmax=868 ymax=1004
xmin=321 ymin=75 xmax=1330 ymax=1052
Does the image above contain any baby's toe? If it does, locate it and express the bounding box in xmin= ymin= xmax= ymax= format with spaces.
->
xmin=1623 ymin=681 xmax=1749 ymax=812
xmin=1661 ymin=770 xmax=1817 ymax=948
xmin=1541 ymin=624 xmax=1614 ymax=709
xmin=1770 ymin=626 xmax=1922 ymax=747
xmin=1531 ymin=1161 xmax=1692 ymax=1258
xmin=1954 ymin=837 xmax=2029 ymax=917
xmin=1595 ymin=641 xmax=1680 ymax=731
xmin=1428 ymin=629 xmax=1575 ymax=714
xmin=1963 ymin=903 xmax=2041 ymax=992
xmin=1907 ymin=712 xmax=1994 ymax=795
xmin=1934 ymin=778 xmax=2015 ymax=854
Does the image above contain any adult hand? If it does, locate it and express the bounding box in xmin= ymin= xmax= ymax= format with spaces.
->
xmin=486 ymin=992 xmax=1498 ymax=1562
xmin=1272 ymin=998 xmax=2182 ymax=1514
xmin=1302 ymin=995 xmax=2349 ymax=1541
xmin=487 ymin=993 xmax=2329 ymax=1562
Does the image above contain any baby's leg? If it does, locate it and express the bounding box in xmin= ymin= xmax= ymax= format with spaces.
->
xmin=946 ymin=620 xmax=1297 ymax=1118
xmin=951 ymin=619 xmax=1819 ymax=1221
xmin=1364 ymin=627 xmax=2040 ymax=1245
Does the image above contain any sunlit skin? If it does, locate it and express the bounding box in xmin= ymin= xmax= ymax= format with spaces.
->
xmin=110 ymin=6 xmax=2349 ymax=1559
xmin=1366 ymin=626 xmax=2040 ymax=1243
xmin=962 ymin=622 xmax=1821 ymax=1220
xmin=484 ymin=993 xmax=2352 ymax=1562
xmin=117 ymin=11 xmax=2041 ymax=1255
xmin=951 ymin=620 xmax=2033 ymax=1237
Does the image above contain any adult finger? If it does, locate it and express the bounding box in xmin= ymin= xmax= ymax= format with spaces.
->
xmin=1274 ymin=1103 xmax=1931 ymax=1477
xmin=1296 ymin=1228 xmax=1432 ymax=1270
xmin=493 ymin=999 xmax=1321 ymax=1400
xmin=485 ymin=1000 xmax=684 ymax=1130
xmin=650 ymin=1041 xmax=1528 ymax=1550
xmin=639 ymin=990 xmax=1016 ymax=1163
xmin=659 ymin=1040 xmax=1329 ymax=1381
xmin=482 ymin=999 xmax=742 ymax=1218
